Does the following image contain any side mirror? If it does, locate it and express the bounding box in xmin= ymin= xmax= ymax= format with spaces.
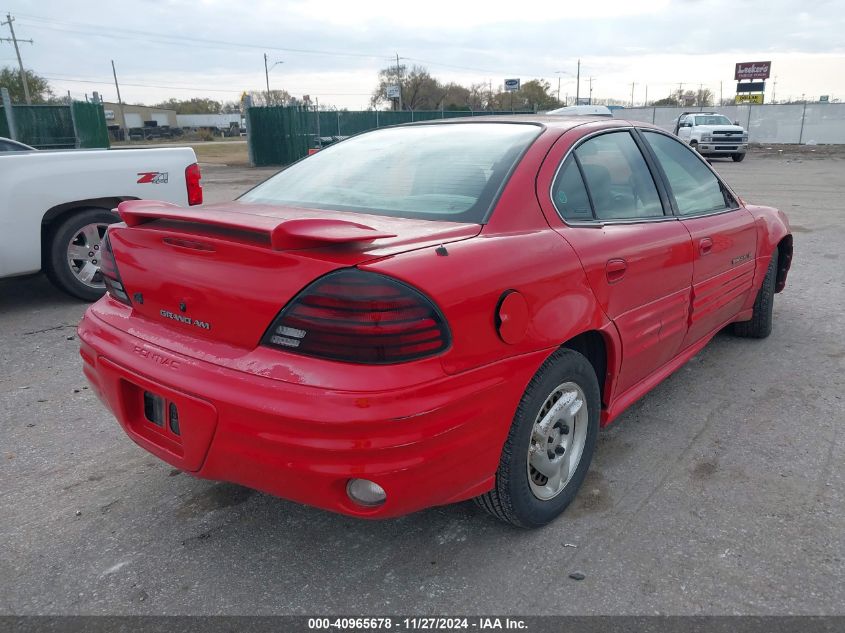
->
xmin=734 ymin=120 xmax=740 ymax=126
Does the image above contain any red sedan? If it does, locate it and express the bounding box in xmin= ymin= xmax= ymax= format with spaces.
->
xmin=78 ymin=116 xmax=792 ymax=527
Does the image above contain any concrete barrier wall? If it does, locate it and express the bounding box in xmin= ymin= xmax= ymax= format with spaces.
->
xmin=615 ymin=104 xmax=845 ymax=144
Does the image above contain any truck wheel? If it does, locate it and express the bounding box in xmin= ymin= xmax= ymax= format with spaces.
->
xmin=732 ymin=153 xmax=746 ymax=162
xmin=733 ymin=247 xmax=778 ymax=339
xmin=45 ymin=208 xmax=119 ymax=301
xmin=475 ymin=349 xmax=600 ymax=528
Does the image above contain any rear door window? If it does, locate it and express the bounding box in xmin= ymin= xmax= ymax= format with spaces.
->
xmin=573 ymin=131 xmax=664 ymax=221
xmin=551 ymin=157 xmax=593 ymax=221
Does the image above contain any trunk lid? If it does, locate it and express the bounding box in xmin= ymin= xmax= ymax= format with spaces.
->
xmin=109 ymin=200 xmax=480 ymax=349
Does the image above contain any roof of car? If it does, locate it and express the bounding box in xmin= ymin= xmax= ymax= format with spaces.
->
xmin=404 ymin=114 xmax=642 ymax=131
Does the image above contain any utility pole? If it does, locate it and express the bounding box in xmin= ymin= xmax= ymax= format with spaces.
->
xmin=772 ymin=76 xmax=777 ymax=103
xmin=575 ymin=59 xmax=581 ymax=104
xmin=644 ymin=84 xmax=648 ymax=106
xmin=1 ymin=13 xmax=34 ymax=104
xmin=588 ymin=77 xmax=594 ymax=105
xmin=264 ymin=53 xmax=271 ymax=105
xmin=720 ymin=81 xmax=723 ymax=105
xmin=631 ymin=82 xmax=636 ymax=107
xmin=111 ymin=60 xmax=129 ymax=143
xmin=395 ymin=52 xmax=403 ymax=112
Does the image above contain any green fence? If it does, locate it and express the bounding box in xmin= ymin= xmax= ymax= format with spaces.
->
xmin=72 ymin=102 xmax=110 ymax=148
xmin=247 ymin=106 xmax=536 ymax=166
xmin=0 ymin=102 xmax=109 ymax=149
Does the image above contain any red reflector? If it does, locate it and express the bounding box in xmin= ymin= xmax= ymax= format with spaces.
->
xmin=185 ymin=163 xmax=203 ymax=206
xmin=262 ymin=270 xmax=450 ymax=364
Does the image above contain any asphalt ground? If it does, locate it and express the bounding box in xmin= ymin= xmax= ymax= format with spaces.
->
xmin=0 ymin=149 xmax=842 ymax=615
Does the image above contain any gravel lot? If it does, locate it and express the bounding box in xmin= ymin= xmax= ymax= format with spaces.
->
xmin=1 ymin=150 xmax=842 ymax=615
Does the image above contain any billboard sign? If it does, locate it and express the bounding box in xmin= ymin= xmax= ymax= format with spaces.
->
xmin=735 ymin=61 xmax=771 ymax=80
xmin=820 ymin=95 xmax=830 ymax=103
xmin=386 ymin=85 xmax=401 ymax=99
xmin=735 ymin=93 xmax=764 ymax=104
xmin=504 ymin=78 xmax=521 ymax=92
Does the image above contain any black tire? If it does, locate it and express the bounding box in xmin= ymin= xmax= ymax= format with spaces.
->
xmin=45 ymin=207 xmax=119 ymax=301
xmin=475 ymin=348 xmax=600 ymax=528
xmin=732 ymin=153 xmax=746 ymax=162
xmin=733 ymin=247 xmax=778 ymax=338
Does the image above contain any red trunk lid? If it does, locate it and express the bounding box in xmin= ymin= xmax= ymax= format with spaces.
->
xmin=109 ymin=200 xmax=480 ymax=349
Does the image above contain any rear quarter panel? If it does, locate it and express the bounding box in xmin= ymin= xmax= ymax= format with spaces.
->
xmin=0 ymin=147 xmax=196 ymax=278
xmin=743 ymin=204 xmax=792 ymax=293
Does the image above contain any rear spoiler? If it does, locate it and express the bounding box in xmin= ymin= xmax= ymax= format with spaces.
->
xmin=116 ymin=200 xmax=396 ymax=250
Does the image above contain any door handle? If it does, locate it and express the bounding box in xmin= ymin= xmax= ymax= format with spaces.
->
xmin=606 ymin=258 xmax=627 ymax=284
xmin=699 ymin=237 xmax=713 ymax=256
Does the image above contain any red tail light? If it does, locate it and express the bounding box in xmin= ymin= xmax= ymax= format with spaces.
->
xmin=101 ymin=232 xmax=131 ymax=305
xmin=185 ymin=163 xmax=203 ymax=206
xmin=262 ymin=270 xmax=450 ymax=364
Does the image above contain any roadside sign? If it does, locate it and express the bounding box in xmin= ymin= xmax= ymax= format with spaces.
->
xmin=735 ymin=61 xmax=771 ymax=80
xmin=386 ymin=85 xmax=401 ymax=99
xmin=736 ymin=81 xmax=766 ymax=93
xmin=504 ymin=79 xmax=521 ymax=92
xmin=735 ymin=94 xmax=764 ymax=104
xmin=820 ymin=95 xmax=829 ymax=103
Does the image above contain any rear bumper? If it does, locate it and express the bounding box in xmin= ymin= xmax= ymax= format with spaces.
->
xmin=78 ymin=310 xmax=547 ymax=518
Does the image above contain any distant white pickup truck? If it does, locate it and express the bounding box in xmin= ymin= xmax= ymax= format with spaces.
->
xmin=0 ymin=145 xmax=202 ymax=300
xmin=673 ymin=112 xmax=749 ymax=162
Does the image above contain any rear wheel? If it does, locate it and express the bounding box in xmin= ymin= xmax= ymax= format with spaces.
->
xmin=733 ymin=247 xmax=778 ymax=338
xmin=732 ymin=153 xmax=746 ymax=162
xmin=475 ymin=348 xmax=600 ymax=528
xmin=45 ymin=208 xmax=119 ymax=301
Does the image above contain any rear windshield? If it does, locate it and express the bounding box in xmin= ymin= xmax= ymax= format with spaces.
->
xmin=239 ymin=122 xmax=541 ymax=223
xmin=695 ymin=115 xmax=732 ymax=126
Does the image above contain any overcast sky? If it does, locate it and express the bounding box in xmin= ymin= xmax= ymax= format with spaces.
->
xmin=2 ymin=0 xmax=844 ymax=109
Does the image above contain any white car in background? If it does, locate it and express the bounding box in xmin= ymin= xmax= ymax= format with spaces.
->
xmin=673 ymin=112 xmax=749 ymax=162
xmin=0 ymin=146 xmax=202 ymax=300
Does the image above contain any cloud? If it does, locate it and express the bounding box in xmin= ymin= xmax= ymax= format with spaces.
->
xmin=4 ymin=0 xmax=844 ymax=107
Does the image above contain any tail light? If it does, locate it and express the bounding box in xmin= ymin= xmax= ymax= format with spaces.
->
xmin=101 ymin=232 xmax=131 ymax=306
xmin=261 ymin=269 xmax=450 ymax=364
xmin=185 ymin=163 xmax=202 ymax=206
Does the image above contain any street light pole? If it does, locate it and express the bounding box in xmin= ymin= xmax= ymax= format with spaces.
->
xmin=263 ymin=54 xmax=284 ymax=106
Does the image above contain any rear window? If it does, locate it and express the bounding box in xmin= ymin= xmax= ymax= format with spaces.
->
xmin=240 ymin=123 xmax=541 ymax=223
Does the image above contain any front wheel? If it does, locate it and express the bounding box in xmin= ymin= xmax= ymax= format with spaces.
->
xmin=475 ymin=348 xmax=600 ymax=528
xmin=45 ymin=208 xmax=119 ymax=301
xmin=733 ymin=247 xmax=778 ymax=338
xmin=732 ymin=153 xmax=746 ymax=162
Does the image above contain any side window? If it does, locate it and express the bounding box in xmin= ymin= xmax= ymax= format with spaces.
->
xmin=642 ymin=131 xmax=734 ymax=216
xmin=574 ymin=131 xmax=664 ymax=221
xmin=551 ymin=156 xmax=593 ymax=221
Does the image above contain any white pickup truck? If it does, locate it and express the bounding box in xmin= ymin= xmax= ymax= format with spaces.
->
xmin=673 ymin=112 xmax=749 ymax=162
xmin=0 ymin=145 xmax=202 ymax=300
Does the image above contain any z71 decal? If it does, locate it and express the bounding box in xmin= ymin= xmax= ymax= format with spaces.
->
xmin=137 ymin=171 xmax=169 ymax=184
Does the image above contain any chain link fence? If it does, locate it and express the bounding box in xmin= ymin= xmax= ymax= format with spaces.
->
xmin=247 ymin=107 xmax=535 ymax=166
xmin=1 ymin=101 xmax=110 ymax=149
xmin=617 ymin=104 xmax=845 ymax=144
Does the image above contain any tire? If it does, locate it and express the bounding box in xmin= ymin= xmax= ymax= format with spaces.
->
xmin=475 ymin=348 xmax=600 ymax=528
xmin=45 ymin=208 xmax=119 ymax=301
xmin=733 ymin=247 xmax=778 ymax=339
xmin=732 ymin=153 xmax=746 ymax=162
xmin=690 ymin=140 xmax=699 ymax=152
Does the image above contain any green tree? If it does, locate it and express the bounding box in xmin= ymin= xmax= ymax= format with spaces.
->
xmin=0 ymin=66 xmax=54 ymax=103
xmin=153 ymin=97 xmax=222 ymax=114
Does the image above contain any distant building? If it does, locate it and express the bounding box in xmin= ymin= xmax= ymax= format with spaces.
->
xmin=102 ymin=103 xmax=177 ymax=130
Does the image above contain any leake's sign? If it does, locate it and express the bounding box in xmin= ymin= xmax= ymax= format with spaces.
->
xmin=735 ymin=61 xmax=771 ymax=81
